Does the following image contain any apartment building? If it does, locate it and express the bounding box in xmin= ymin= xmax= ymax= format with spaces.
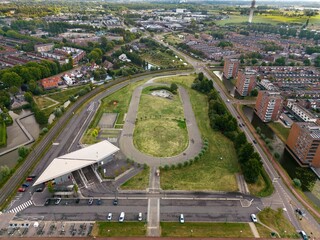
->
xmin=254 ymin=91 xmax=283 ymax=122
xmin=223 ymin=58 xmax=239 ymax=79
xmin=235 ymin=69 xmax=257 ymax=96
xmin=286 ymin=99 xmax=318 ymax=123
xmin=286 ymin=122 xmax=320 ymax=167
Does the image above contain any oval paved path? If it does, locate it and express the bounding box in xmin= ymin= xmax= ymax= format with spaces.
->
xmin=119 ymin=75 xmax=202 ymax=167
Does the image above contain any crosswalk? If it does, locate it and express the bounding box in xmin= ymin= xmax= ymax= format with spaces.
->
xmin=8 ymin=200 xmax=33 ymax=214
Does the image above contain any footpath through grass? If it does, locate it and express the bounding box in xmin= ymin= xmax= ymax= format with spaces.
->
xmin=161 ymin=222 xmax=253 ymax=238
xmin=256 ymin=207 xmax=298 ymax=238
xmin=121 ymin=167 xmax=150 ymax=190
xmin=92 ymin=222 xmax=146 ymax=237
xmin=156 ymin=74 xmax=239 ymax=191
xmin=268 ymin=122 xmax=290 ymax=143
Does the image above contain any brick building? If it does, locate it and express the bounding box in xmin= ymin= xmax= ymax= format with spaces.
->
xmin=254 ymin=91 xmax=283 ymax=122
xmin=223 ymin=58 xmax=239 ymax=79
xmin=41 ymin=76 xmax=62 ymax=90
xmin=286 ymin=122 xmax=320 ymax=167
xmin=235 ymin=69 xmax=257 ymax=97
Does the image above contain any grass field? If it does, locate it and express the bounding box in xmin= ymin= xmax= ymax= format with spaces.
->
xmin=0 ymin=121 xmax=6 ymax=147
xmin=133 ymin=87 xmax=188 ymax=157
xmin=142 ymin=51 xmax=187 ymax=69
xmin=92 ymin=222 xmax=147 ymax=237
xmin=268 ymin=122 xmax=290 ymax=143
xmin=155 ymin=74 xmax=239 ymax=191
xmin=216 ymin=14 xmax=319 ymax=26
xmin=33 ymin=96 xmax=57 ymax=110
xmin=161 ymin=222 xmax=253 ymax=238
xmin=121 ymin=167 xmax=150 ymax=190
xmin=163 ymin=33 xmax=184 ymax=45
xmin=48 ymin=86 xmax=87 ymax=103
xmin=256 ymin=208 xmax=299 ymax=238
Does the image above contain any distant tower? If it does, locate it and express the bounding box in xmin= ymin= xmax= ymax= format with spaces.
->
xmin=248 ymin=0 xmax=256 ymax=23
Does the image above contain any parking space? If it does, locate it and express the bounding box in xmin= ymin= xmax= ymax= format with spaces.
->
xmin=0 ymin=222 xmax=94 ymax=237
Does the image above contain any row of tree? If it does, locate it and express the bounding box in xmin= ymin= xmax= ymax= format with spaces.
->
xmin=191 ymin=73 xmax=262 ymax=183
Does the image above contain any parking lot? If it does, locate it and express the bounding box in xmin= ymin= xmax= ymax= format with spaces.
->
xmin=0 ymin=221 xmax=94 ymax=237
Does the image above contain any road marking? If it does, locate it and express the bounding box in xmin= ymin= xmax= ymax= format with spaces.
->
xmin=8 ymin=200 xmax=33 ymax=214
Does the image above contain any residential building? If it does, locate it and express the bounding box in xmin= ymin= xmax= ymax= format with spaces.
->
xmin=34 ymin=43 xmax=54 ymax=53
xmin=41 ymin=76 xmax=62 ymax=90
xmin=254 ymin=91 xmax=283 ymax=122
xmin=286 ymin=99 xmax=318 ymax=123
xmin=223 ymin=58 xmax=239 ymax=79
xmin=235 ymin=69 xmax=257 ymax=96
xmin=286 ymin=122 xmax=320 ymax=167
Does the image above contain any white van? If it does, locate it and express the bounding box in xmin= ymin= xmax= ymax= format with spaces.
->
xmin=119 ymin=212 xmax=125 ymax=222
xmin=138 ymin=212 xmax=142 ymax=221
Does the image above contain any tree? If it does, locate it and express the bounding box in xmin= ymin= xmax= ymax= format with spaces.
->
xmin=24 ymin=92 xmax=33 ymax=103
xmin=242 ymin=158 xmax=262 ymax=183
xmin=303 ymin=59 xmax=311 ymax=66
xmin=47 ymin=181 xmax=54 ymax=193
xmin=170 ymin=83 xmax=178 ymax=93
xmin=238 ymin=143 xmax=254 ymax=164
xmin=9 ymin=86 xmax=19 ymax=96
xmin=34 ymin=110 xmax=48 ymax=125
xmin=1 ymin=72 xmax=23 ymax=87
xmin=293 ymin=178 xmax=302 ymax=188
xmin=250 ymin=89 xmax=258 ymax=97
xmin=234 ymin=132 xmax=247 ymax=150
xmin=0 ymin=165 xmax=11 ymax=181
xmin=314 ymin=56 xmax=320 ymax=67
xmin=18 ymin=146 xmax=29 ymax=158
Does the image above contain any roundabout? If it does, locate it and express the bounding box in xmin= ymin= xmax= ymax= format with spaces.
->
xmin=119 ymin=74 xmax=203 ymax=167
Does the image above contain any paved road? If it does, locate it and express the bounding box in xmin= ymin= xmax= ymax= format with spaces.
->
xmin=119 ymin=79 xmax=202 ymax=167
xmin=154 ymin=35 xmax=320 ymax=232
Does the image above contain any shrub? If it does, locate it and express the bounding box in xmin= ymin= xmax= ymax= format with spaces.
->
xmin=183 ymin=161 xmax=189 ymax=167
xmin=177 ymin=163 xmax=183 ymax=169
xmin=274 ymin=152 xmax=280 ymax=159
xmin=164 ymin=165 xmax=169 ymax=171
xmin=189 ymin=159 xmax=194 ymax=165
xmin=171 ymin=164 xmax=176 ymax=169
xmin=143 ymin=163 xmax=148 ymax=169
xmin=194 ymin=156 xmax=199 ymax=161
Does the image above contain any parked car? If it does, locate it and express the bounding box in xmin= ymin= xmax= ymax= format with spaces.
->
xmin=18 ymin=187 xmax=26 ymax=192
xmin=119 ymin=212 xmax=125 ymax=222
xmin=179 ymin=214 xmax=185 ymax=223
xmin=113 ymin=198 xmax=118 ymax=206
xmin=26 ymin=177 xmax=33 ymax=182
xmin=253 ymin=140 xmax=257 ymax=144
xmin=251 ymin=214 xmax=258 ymax=223
xmin=55 ymin=198 xmax=61 ymax=205
xmin=22 ymin=183 xmax=30 ymax=188
xmin=88 ymin=198 xmax=93 ymax=205
xmin=107 ymin=213 xmax=112 ymax=221
xmin=75 ymin=198 xmax=80 ymax=204
xmin=96 ymin=198 xmax=102 ymax=205
xmin=35 ymin=188 xmax=43 ymax=192
xmin=28 ymin=175 xmax=37 ymax=179
xmin=44 ymin=199 xmax=50 ymax=206
xmin=138 ymin=212 xmax=142 ymax=221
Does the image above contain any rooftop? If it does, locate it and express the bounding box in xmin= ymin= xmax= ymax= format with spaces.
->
xmin=33 ymin=140 xmax=119 ymax=186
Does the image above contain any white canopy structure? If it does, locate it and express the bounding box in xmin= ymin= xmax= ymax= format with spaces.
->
xmin=33 ymin=140 xmax=119 ymax=186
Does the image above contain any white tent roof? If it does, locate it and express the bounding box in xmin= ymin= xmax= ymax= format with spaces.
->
xmin=33 ymin=140 xmax=119 ymax=186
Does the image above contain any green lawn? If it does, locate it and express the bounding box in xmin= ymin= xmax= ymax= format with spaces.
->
xmin=48 ymin=85 xmax=88 ymax=103
xmin=216 ymin=14 xmax=315 ymax=26
xmin=142 ymin=51 xmax=187 ymax=69
xmin=92 ymin=222 xmax=146 ymax=237
xmin=161 ymin=222 xmax=253 ymax=238
xmin=268 ymin=122 xmax=290 ymax=143
xmin=0 ymin=121 xmax=6 ymax=147
xmin=121 ymin=167 xmax=150 ymax=190
xmin=257 ymin=208 xmax=299 ymax=238
xmin=155 ymin=74 xmax=239 ymax=191
xmin=133 ymin=87 xmax=188 ymax=157
xmin=33 ymin=96 xmax=57 ymax=110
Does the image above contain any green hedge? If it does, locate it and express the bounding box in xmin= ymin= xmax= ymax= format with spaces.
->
xmin=0 ymin=121 xmax=6 ymax=147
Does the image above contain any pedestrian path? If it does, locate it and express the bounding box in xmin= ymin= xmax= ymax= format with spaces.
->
xmin=8 ymin=200 xmax=33 ymax=214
